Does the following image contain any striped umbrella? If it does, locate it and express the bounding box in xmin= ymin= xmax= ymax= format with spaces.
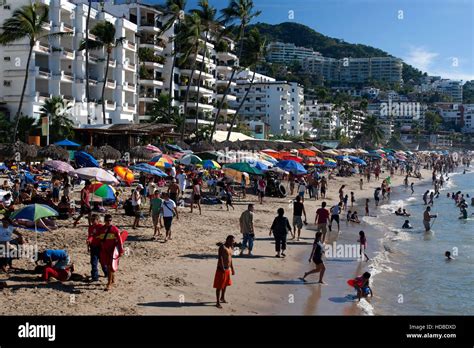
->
xmin=201 ymin=160 xmax=221 ymax=169
xmin=90 ymin=182 xmax=116 ymax=200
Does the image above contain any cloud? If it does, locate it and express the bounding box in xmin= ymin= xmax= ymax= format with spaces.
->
xmin=428 ymin=70 xmax=474 ymax=82
xmin=404 ymin=46 xmax=439 ymax=72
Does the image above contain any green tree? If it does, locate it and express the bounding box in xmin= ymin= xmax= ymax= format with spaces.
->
xmin=226 ymin=28 xmax=266 ymax=141
xmin=39 ymin=96 xmax=75 ymax=144
xmin=162 ymin=0 xmax=187 ymax=120
xmin=17 ymin=115 xmax=37 ymax=143
xmin=0 ymin=112 xmax=13 ymax=143
xmin=79 ymin=21 xmax=125 ymax=124
xmin=149 ymin=94 xmax=184 ymax=130
xmin=424 ymin=111 xmax=443 ymax=134
xmin=0 ymin=3 xmax=71 ymax=141
xmin=191 ymin=0 xmax=218 ymax=132
xmin=209 ymin=0 xmax=261 ymax=143
xmin=360 ymin=115 xmax=385 ymax=147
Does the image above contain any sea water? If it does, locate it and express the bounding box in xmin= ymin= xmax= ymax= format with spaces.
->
xmin=365 ymin=169 xmax=474 ymax=315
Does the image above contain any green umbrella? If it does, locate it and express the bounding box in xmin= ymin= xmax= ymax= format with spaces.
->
xmin=11 ymin=204 xmax=58 ymax=222
xmin=223 ymin=162 xmax=263 ymax=175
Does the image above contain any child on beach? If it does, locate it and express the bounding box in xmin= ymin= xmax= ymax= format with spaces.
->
xmin=348 ymin=272 xmax=373 ymax=301
xmin=346 ymin=210 xmax=352 ymax=222
xmin=301 ymin=232 xmax=326 ymax=284
xmin=343 ymin=194 xmax=349 ymax=211
xmin=350 ymin=211 xmax=361 ymax=223
xmin=402 ymin=220 xmax=413 ymax=229
xmin=358 ymin=231 xmax=369 ymax=261
xmin=410 ymin=183 xmax=414 ymax=194
xmin=445 ymin=251 xmax=454 ymax=260
xmin=365 ymin=199 xmax=370 ymax=216
xmin=350 ymin=192 xmax=355 ymax=208
xmin=359 ymin=178 xmax=363 ymax=190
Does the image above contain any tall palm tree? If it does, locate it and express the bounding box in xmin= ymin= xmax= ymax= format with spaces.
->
xmin=340 ymin=103 xmax=353 ymax=137
xmin=79 ymin=21 xmax=124 ymax=124
xmin=40 ymin=96 xmax=74 ymax=144
xmin=226 ymin=28 xmax=265 ymax=141
xmin=360 ymin=115 xmax=385 ymax=147
xmin=191 ymin=0 xmax=218 ymax=133
xmin=209 ymin=0 xmax=261 ymax=143
xmin=162 ymin=0 xmax=187 ymax=120
xmin=175 ymin=13 xmax=203 ymax=140
xmin=0 ymin=3 xmax=71 ymax=141
xmin=84 ymin=0 xmax=93 ymax=123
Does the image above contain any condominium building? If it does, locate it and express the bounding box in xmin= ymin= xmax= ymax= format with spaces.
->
xmin=304 ymin=100 xmax=339 ymax=139
xmin=434 ymin=79 xmax=463 ymax=103
xmin=266 ymin=41 xmax=321 ymax=64
xmin=368 ymin=100 xmax=426 ymax=131
xmin=462 ymin=104 xmax=474 ymax=133
xmin=232 ymin=71 xmax=306 ymax=137
xmin=0 ymin=0 xmax=138 ymax=125
xmin=303 ymin=55 xmax=403 ymax=85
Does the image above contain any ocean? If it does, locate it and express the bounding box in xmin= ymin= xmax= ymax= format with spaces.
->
xmin=364 ymin=168 xmax=474 ymax=315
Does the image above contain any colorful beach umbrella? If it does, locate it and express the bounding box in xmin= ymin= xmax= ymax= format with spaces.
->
xmin=114 ymin=166 xmax=134 ymax=184
xmin=298 ymin=149 xmax=317 ymax=157
xmin=74 ymin=167 xmax=119 ymax=185
xmin=223 ymin=162 xmax=263 ymax=175
xmin=145 ymin=144 xmax=162 ymax=153
xmin=90 ymin=182 xmax=116 ymax=200
xmin=276 ymin=160 xmax=307 ymax=175
xmin=44 ymin=160 xmax=75 ymax=174
xmin=179 ymin=154 xmax=202 ymax=166
xmin=11 ymin=204 xmax=58 ymax=222
xmin=202 ymin=160 xmax=221 ymax=169
xmin=130 ymin=163 xmax=167 ymax=177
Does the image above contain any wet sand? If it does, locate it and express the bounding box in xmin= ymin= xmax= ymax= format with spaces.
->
xmin=0 ymin=168 xmax=431 ymax=315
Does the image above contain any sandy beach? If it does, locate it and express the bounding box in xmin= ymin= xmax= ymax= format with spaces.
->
xmin=0 ymin=167 xmax=432 ymax=316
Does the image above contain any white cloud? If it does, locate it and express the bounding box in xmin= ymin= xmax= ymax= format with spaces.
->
xmin=404 ymin=46 xmax=439 ymax=72
xmin=428 ymin=70 xmax=474 ymax=82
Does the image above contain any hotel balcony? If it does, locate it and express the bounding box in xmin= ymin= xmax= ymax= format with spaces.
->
xmin=217 ymin=51 xmax=238 ymax=61
xmin=139 ymin=92 xmax=159 ymax=102
xmin=123 ymin=103 xmax=136 ymax=113
xmin=61 ymin=22 xmax=74 ymax=34
xmin=34 ymin=42 xmax=50 ymax=54
xmin=138 ymin=78 xmax=164 ymax=87
xmin=89 ymin=54 xmax=100 ymax=64
xmin=215 ymin=93 xmax=237 ymax=102
xmin=108 ymin=59 xmax=117 ymax=68
xmin=61 ymin=48 xmax=75 ymax=60
xmin=53 ymin=71 xmax=74 ymax=83
xmin=142 ymin=61 xmax=164 ymax=70
xmin=216 ymin=79 xmax=236 ymax=88
xmin=124 ymin=62 xmax=136 ymax=72
xmin=139 ymin=38 xmax=165 ymax=52
xmin=140 ymin=20 xmax=160 ymax=33
xmin=180 ymin=68 xmax=214 ymax=81
xmin=123 ymin=82 xmax=136 ymax=92
xmin=105 ymin=100 xmax=116 ymax=110
xmin=35 ymin=91 xmax=52 ymax=102
xmin=41 ymin=20 xmax=52 ymax=32
xmin=33 ymin=66 xmax=51 ymax=79
xmin=124 ymin=39 xmax=137 ymax=52
xmin=179 ymin=85 xmax=214 ymax=96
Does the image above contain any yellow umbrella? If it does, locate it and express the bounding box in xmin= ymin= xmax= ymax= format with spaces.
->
xmin=223 ymin=168 xmax=250 ymax=185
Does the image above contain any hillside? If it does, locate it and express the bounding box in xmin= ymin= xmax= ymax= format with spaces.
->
xmin=246 ymin=22 xmax=425 ymax=84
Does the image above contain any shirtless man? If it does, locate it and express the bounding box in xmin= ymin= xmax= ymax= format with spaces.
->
xmin=167 ymin=179 xmax=180 ymax=204
xmin=423 ymin=206 xmax=437 ymax=232
xmin=213 ymin=235 xmax=236 ymax=308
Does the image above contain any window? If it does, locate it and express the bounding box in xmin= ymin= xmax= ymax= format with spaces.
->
xmin=4 ymin=56 xmax=10 ymax=62
xmin=3 ymin=80 xmax=11 ymax=87
xmin=4 ymin=5 xmax=11 ymax=10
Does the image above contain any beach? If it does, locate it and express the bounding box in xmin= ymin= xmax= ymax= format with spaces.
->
xmin=0 ymin=166 xmax=434 ymax=316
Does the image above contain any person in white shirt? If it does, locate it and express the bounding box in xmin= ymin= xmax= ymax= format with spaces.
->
xmin=161 ymin=192 xmax=179 ymax=241
xmin=170 ymin=166 xmax=177 ymax=179
xmin=131 ymin=184 xmax=143 ymax=229
xmin=297 ymin=179 xmax=306 ymax=202
xmin=0 ymin=218 xmax=24 ymax=272
xmin=176 ymin=171 xmax=187 ymax=198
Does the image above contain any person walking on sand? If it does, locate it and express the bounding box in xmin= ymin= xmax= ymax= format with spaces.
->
xmin=270 ymin=208 xmax=292 ymax=258
xmin=131 ymin=184 xmax=143 ymax=229
xmin=315 ymin=202 xmax=330 ymax=243
xmin=149 ymin=189 xmax=163 ymax=240
xmin=358 ymin=231 xmax=369 ymax=261
xmin=86 ymin=214 xmax=108 ymax=282
xmin=365 ymin=198 xmax=370 ymax=216
xmin=329 ymin=202 xmax=342 ymax=233
xmin=97 ymin=214 xmax=124 ymax=291
xmin=161 ymin=193 xmax=179 ymax=241
xmin=168 ymin=179 xmax=180 ymax=205
xmin=214 ymin=235 xmax=235 ymax=308
xmin=360 ymin=178 xmax=363 ymax=190
xmin=297 ymin=178 xmax=306 ymax=202
xmin=73 ymin=180 xmax=92 ymax=227
xmin=301 ymin=232 xmax=326 ymax=284
xmin=257 ymin=176 xmax=266 ymax=204
xmin=423 ymin=206 xmax=437 ymax=232
xmin=239 ymin=204 xmax=255 ymax=256
xmin=190 ymin=179 xmax=202 ymax=215
xmin=292 ymin=196 xmax=307 ymax=241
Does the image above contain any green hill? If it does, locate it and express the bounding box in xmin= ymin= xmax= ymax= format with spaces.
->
xmin=246 ymin=22 xmax=425 ymax=84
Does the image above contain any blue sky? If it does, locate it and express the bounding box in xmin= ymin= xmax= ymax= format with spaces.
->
xmin=153 ymin=0 xmax=474 ymax=81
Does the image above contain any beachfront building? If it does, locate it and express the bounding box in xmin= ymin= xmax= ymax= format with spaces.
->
xmin=339 ymin=57 xmax=403 ymax=85
xmin=434 ymin=79 xmax=463 ymax=103
xmin=0 ymin=0 xmax=138 ymax=125
xmin=368 ymin=100 xmax=427 ymax=132
xmin=304 ymin=100 xmax=339 ymax=139
xmin=233 ymin=71 xmax=306 ymax=137
xmin=461 ymin=104 xmax=474 ymax=133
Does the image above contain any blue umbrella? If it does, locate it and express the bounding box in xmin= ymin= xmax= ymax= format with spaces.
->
xmin=166 ymin=144 xmax=183 ymax=152
xmin=276 ymin=160 xmax=307 ymax=175
xmin=386 ymin=155 xmax=396 ymax=161
xmin=366 ymin=153 xmax=382 ymax=159
xmin=130 ymin=163 xmax=167 ymax=177
xmin=351 ymin=158 xmax=367 ymax=166
xmin=24 ymin=171 xmax=36 ymax=184
xmin=0 ymin=163 xmax=7 ymax=171
xmin=324 ymin=161 xmax=337 ymax=168
xmin=74 ymin=151 xmax=99 ymax=168
xmin=55 ymin=139 xmax=80 ymax=147
xmin=149 ymin=155 xmax=163 ymax=162
xmin=335 ymin=155 xmax=349 ymax=161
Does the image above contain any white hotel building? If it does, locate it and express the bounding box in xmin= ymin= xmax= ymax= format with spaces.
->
xmin=0 ymin=0 xmax=138 ymax=125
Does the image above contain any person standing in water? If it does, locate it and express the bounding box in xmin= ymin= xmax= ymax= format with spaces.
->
xmin=301 ymin=232 xmax=326 ymax=284
xmin=423 ymin=206 xmax=437 ymax=232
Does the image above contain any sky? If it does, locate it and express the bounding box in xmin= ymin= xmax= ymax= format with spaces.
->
xmin=152 ymin=0 xmax=474 ymax=82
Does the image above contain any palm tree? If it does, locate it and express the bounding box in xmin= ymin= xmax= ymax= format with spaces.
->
xmin=0 ymin=3 xmax=71 ymax=141
xmin=79 ymin=21 xmax=124 ymax=124
xmin=360 ymin=115 xmax=385 ymax=147
xmin=162 ymin=0 xmax=187 ymax=120
xmin=84 ymin=0 xmax=93 ymax=122
xmin=39 ymin=96 xmax=75 ymax=144
xmin=175 ymin=12 xmax=203 ymax=140
xmin=339 ymin=103 xmax=353 ymax=137
xmin=148 ymin=94 xmax=183 ymax=129
xmin=209 ymin=0 xmax=261 ymax=143
xmin=191 ymin=0 xmax=218 ymax=132
xmin=226 ymin=28 xmax=265 ymax=141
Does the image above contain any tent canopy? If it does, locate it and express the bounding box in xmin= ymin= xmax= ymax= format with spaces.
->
xmin=54 ymin=139 xmax=80 ymax=147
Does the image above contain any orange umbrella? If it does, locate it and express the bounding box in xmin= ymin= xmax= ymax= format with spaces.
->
xmin=282 ymin=155 xmax=303 ymax=162
xmin=298 ymin=149 xmax=316 ymax=157
xmin=114 ymin=166 xmax=134 ymax=184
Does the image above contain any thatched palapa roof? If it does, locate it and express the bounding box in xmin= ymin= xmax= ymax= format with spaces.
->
xmin=37 ymin=144 xmax=69 ymax=161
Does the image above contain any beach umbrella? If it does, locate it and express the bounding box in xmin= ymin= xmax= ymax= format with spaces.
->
xmin=11 ymin=204 xmax=58 ymax=239
xmin=0 ymin=163 xmax=7 ymax=171
xmin=223 ymin=162 xmax=263 ymax=175
xmin=350 ymin=157 xmax=367 ymax=166
xmin=145 ymin=144 xmax=162 ymax=153
xmin=74 ymin=151 xmax=99 ymax=168
xmin=130 ymin=163 xmax=167 ymax=177
xmin=367 ymin=152 xmax=382 ymax=159
xmin=44 ymin=160 xmax=75 ymax=174
xmin=90 ymin=182 xmax=116 ymax=200
xmin=356 ymin=149 xmax=369 ymax=155
xmin=114 ymin=166 xmax=134 ymax=184
xmin=74 ymin=167 xmax=119 ymax=185
xmin=257 ymin=152 xmax=278 ymax=164
xmin=223 ymin=168 xmax=250 ymax=185
xmin=324 ymin=160 xmax=337 ymax=168
xmin=166 ymin=144 xmax=184 ymax=152
xmin=276 ymin=160 xmax=307 ymax=175
xmin=375 ymin=149 xmax=386 ymax=154
xmin=267 ymin=167 xmax=289 ymax=175
xmin=151 ymin=157 xmax=174 ymax=169
xmin=324 ymin=157 xmax=336 ymax=163
xmin=323 ymin=149 xmax=339 ymax=156
xmin=282 ymin=155 xmax=303 ymax=163
xmin=54 ymin=139 xmax=80 ymax=147
xmin=335 ymin=155 xmax=350 ymax=161
xmin=202 ymin=160 xmax=221 ymax=170
xmin=386 ymin=155 xmax=396 ymax=161
xmin=307 ymin=156 xmax=324 ymax=165
xmin=178 ymin=154 xmax=202 ymax=166
xmin=298 ymin=149 xmax=317 ymax=157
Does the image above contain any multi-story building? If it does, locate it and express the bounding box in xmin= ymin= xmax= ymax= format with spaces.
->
xmin=301 ymin=56 xmax=339 ymax=83
xmin=462 ymin=104 xmax=474 ymax=133
xmin=266 ymin=41 xmax=321 ymax=64
xmin=233 ymin=71 xmax=306 ymax=137
xmin=0 ymin=0 xmax=138 ymax=126
xmin=369 ymin=100 xmax=426 ymax=132
xmin=304 ymin=100 xmax=339 ymax=139
xmin=434 ymin=79 xmax=463 ymax=103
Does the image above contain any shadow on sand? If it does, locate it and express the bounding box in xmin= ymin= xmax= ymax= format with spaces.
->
xmin=328 ymin=296 xmax=356 ymax=303
xmin=256 ymin=279 xmax=318 ymax=285
xmin=137 ymin=301 xmax=215 ymax=308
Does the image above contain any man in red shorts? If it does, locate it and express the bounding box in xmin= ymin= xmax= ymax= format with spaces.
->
xmin=213 ymin=235 xmax=235 ymax=308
